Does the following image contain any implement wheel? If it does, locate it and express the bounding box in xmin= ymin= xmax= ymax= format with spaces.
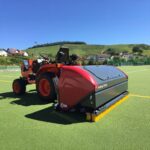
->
xmin=36 ymin=74 xmax=56 ymax=102
xmin=12 ymin=78 xmax=26 ymax=95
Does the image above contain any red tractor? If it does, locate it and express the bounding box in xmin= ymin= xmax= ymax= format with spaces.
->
xmin=12 ymin=47 xmax=75 ymax=101
xmin=12 ymin=47 xmax=128 ymax=121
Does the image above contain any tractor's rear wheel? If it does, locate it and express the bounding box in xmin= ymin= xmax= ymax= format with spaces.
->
xmin=12 ymin=78 xmax=26 ymax=95
xmin=36 ymin=74 xmax=56 ymax=102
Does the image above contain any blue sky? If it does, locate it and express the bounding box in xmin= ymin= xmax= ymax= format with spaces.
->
xmin=0 ymin=0 xmax=150 ymax=49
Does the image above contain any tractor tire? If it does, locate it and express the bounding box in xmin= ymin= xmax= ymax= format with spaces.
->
xmin=36 ymin=74 xmax=56 ymax=102
xmin=12 ymin=78 xmax=26 ymax=95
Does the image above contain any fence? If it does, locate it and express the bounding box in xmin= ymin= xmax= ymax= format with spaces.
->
xmin=0 ymin=66 xmax=20 ymax=71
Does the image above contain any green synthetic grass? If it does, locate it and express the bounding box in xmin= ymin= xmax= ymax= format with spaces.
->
xmin=0 ymin=66 xmax=150 ymax=150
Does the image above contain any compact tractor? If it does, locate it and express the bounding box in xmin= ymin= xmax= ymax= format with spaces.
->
xmin=12 ymin=47 xmax=128 ymax=121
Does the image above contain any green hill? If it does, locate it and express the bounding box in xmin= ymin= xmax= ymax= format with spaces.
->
xmin=26 ymin=43 xmax=150 ymax=57
xmin=1 ymin=42 xmax=150 ymax=65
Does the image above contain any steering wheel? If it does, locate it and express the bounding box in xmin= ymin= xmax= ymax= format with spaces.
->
xmin=39 ymin=54 xmax=51 ymax=64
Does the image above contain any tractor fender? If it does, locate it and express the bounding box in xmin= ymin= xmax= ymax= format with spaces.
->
xmin=36 ymin=64 xmax=60 ymax=77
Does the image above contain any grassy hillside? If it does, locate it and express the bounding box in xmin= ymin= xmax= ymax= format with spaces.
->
xmin=0 ymin=56 xmax=30 ymax=65
xmin=1 ymin=43 xmax=150 ymax=65
xmin=26 ymin=43 xmax=150 ymax=57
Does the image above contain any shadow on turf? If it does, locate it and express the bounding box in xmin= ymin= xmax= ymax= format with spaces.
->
xmin=1 ymin=91 xmax=88 ymax=124
xmin=25 ymin=106 xmax=87 ymax=125
xmin=0 ymin=91 xmax=49 ymax=106
xmin=0 ymin=92 xmax=14 ymax=99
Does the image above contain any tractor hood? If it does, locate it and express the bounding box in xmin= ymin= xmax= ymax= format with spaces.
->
xmin=83 ymin=65 xmax=128 ymax=92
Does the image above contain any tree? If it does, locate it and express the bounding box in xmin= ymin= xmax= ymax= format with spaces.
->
xmin=88 ymin=58 xmax=95 ymax=65
xmin=132 ymin=46 xmax=143 ymax=54
xmin=105 ymin=48 xmax=117 ymax=55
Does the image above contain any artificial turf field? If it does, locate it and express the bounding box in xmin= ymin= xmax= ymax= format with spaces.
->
xmin=0 ymin=65 xmax=150 ymax=150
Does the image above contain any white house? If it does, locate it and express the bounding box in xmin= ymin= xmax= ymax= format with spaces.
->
xmin=7 ymin=48 xmax=18 ymax=54
xmin=0 ymin=50 xmax=8 ymax=56
xmin=7 ymin=48 xmax=29 ymax=57
xmin=23 ymin=52 xmax=29 ymax=57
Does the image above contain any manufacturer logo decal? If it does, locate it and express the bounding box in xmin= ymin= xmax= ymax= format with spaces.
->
xmin=98 ymin=84 xmax=108 ymax=89
xmin=60 ymin=103 xmax=68 ymax=108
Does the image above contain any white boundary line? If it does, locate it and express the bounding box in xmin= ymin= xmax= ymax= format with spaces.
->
xmin=126 ymin=68 xmax=150 ymax=74
xmin=130 ymin=94 xmax=150 ymax=99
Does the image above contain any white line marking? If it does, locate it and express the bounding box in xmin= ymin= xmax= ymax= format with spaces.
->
xmin=130 ymin=94 xmax=150 ymax=99
xmin=0 ymin=80 xmax=11 ymax=83
xmin=0 ymin=75 xmax=16 ymax=78
xmin=127 ymin=69 xmax=150 ymax=74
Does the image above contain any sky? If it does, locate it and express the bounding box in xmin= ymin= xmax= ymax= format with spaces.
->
xmin=0 ymin=0 xmax=150 ymax=49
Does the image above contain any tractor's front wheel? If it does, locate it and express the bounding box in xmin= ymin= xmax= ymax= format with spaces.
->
xmin=36 ymin=74 xmax=56 ymax=102
xmin=12 ymin=78 xmax=26 ymax=95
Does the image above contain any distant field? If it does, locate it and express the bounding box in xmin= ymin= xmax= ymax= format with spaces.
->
xmin=0 ymin=66 xmax=150 ymax=150
xmin=26 ymin=44 xmax=150 ymax=57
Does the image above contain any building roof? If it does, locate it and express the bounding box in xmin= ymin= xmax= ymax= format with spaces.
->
xmin=7 ymin=48 xmax=18 ymax=54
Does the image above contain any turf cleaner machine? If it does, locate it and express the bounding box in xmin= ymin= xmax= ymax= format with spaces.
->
xmin=12 ymin=47 xmax=128 ymax=122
